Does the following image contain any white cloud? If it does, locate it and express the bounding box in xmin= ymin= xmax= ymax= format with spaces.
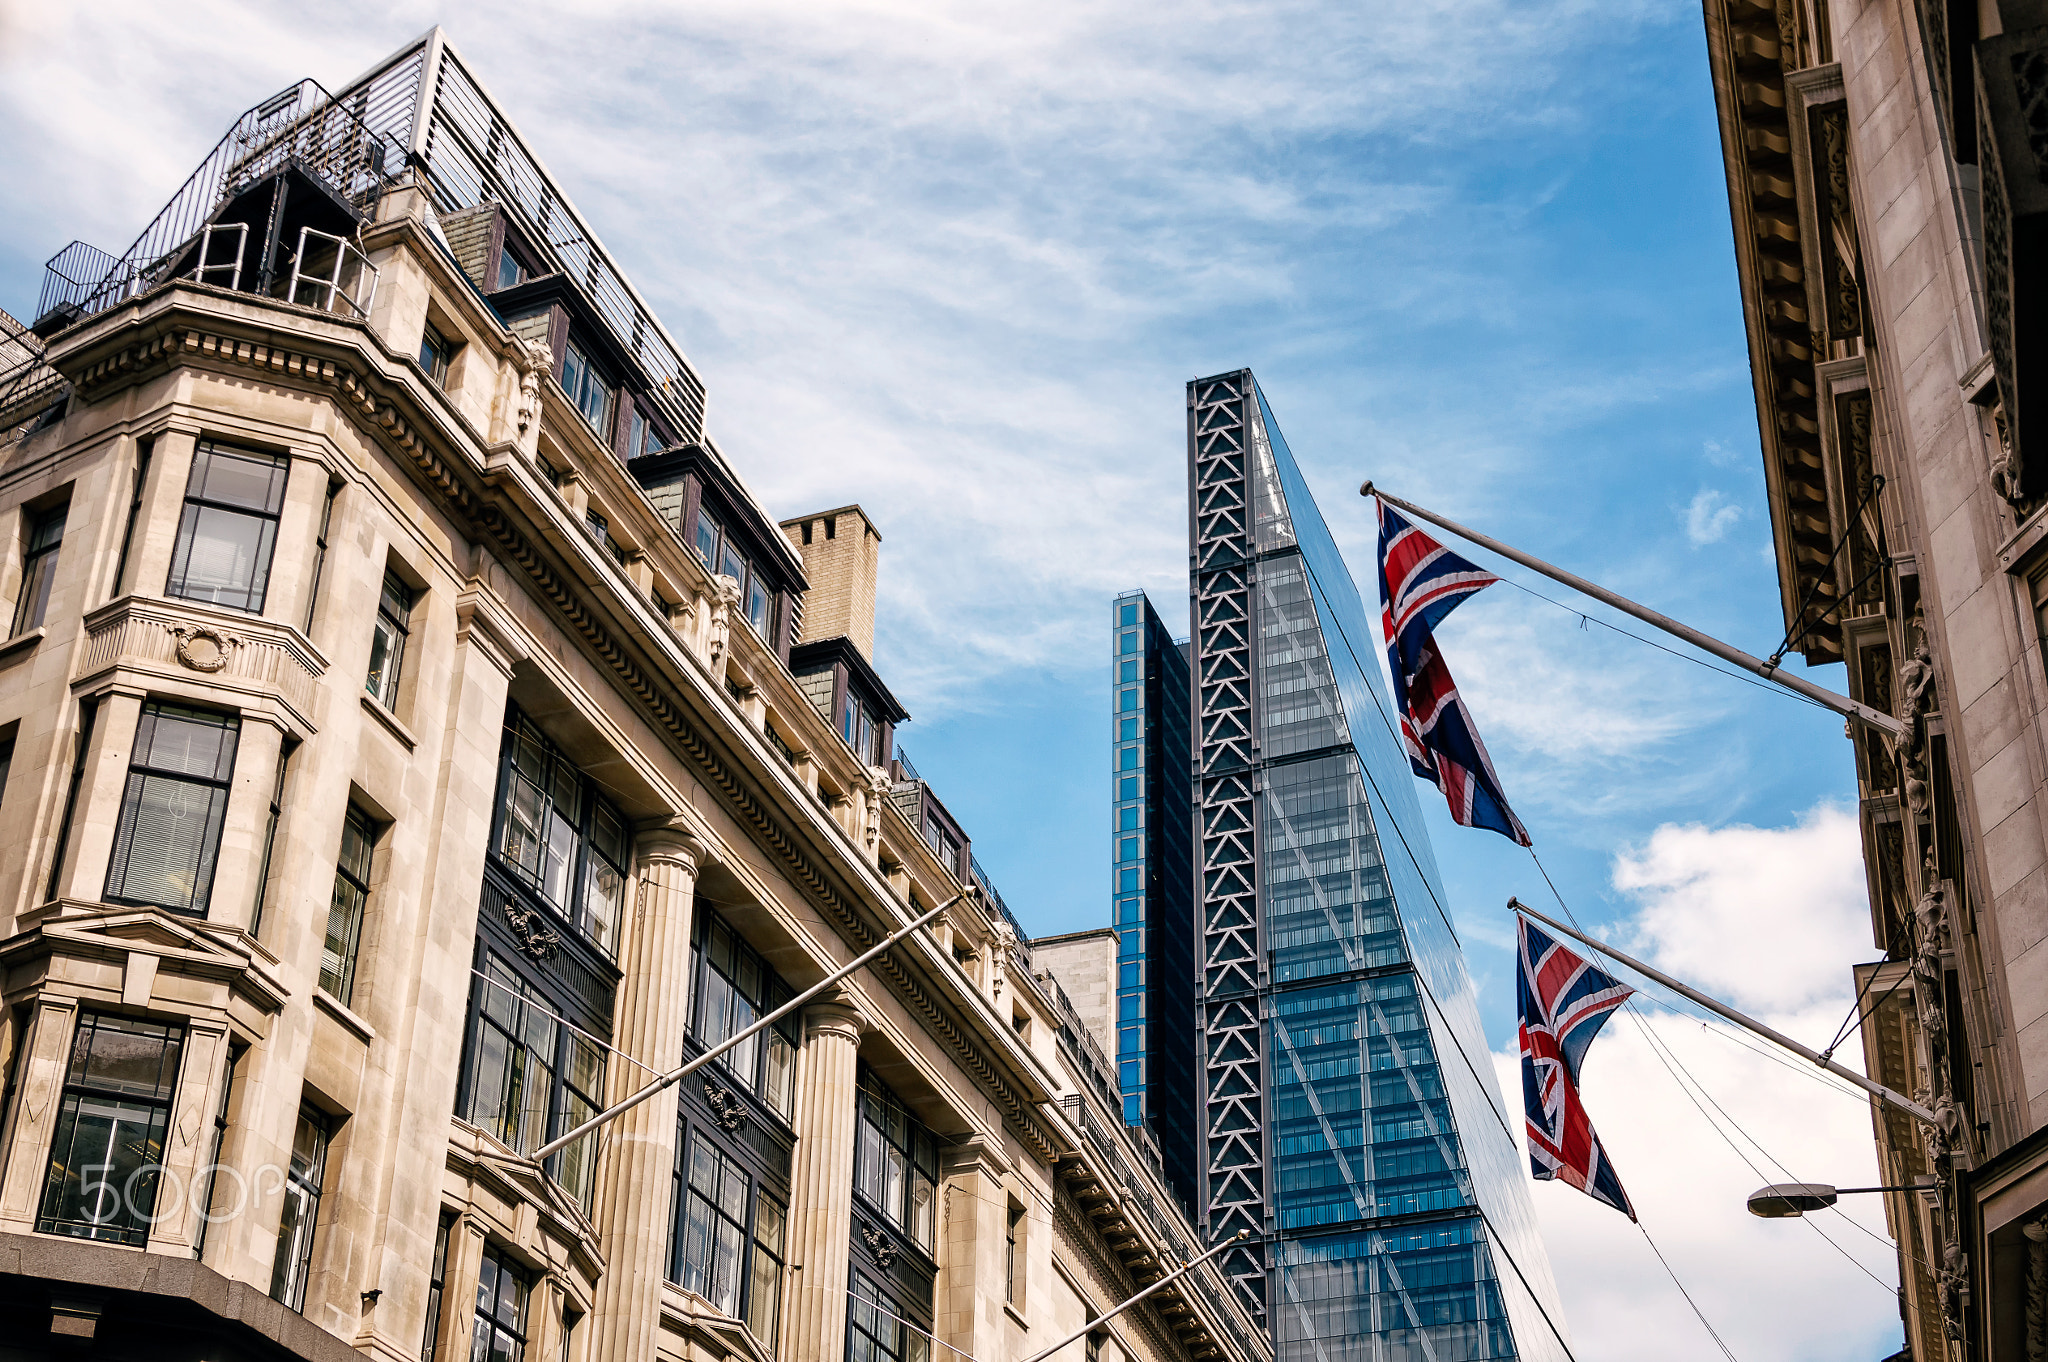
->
xmin=1684 ymin=488 xmax=1742 ymax=545
xmin=1611 ymin=802 xmax=1872 ymax=1015
xmin=1500 ymin=802 xmax=1900 ymax=1361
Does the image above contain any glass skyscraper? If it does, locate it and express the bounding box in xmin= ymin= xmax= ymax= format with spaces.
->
xmin=1185 ymin=370 xmax=1568 ymax=1362
xmin=1110 ymin=589 xmax=1199 ymax=1219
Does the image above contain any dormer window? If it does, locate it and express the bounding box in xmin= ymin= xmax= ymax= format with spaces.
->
xmin=693 ymin=507 xmax=777 ymax=640
xmin=625 ymin=406 xmax=666 ymax=459
xmin=495 ymin=247 xmax=527 ymax=292
xmin=560 ymin=339 xmax=614 ymax=437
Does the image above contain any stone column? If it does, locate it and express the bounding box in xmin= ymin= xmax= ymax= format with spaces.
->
xmin=784 ymin=990 xmax=867 ymax=1360
xmin=589 ymin=826 xmax=705 ymax=1362
xmin=0 ymin=997 xmax=80 ymax=1233
xmin=934 ymin=1135 xmax=1012 ymax=1362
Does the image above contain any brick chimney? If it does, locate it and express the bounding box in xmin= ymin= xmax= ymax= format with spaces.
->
xmin=780 ymin=505 xmax=881 ymax=659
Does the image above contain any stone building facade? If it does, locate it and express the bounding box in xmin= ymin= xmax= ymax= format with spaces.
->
xmin=1702 ymin=0 xmax=2048 ymax=1354
xmin=0 ymin=29 xmax=1266 ymax=1362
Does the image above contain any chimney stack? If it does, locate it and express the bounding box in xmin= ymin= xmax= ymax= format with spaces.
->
xmin=780 ymin=505 xmax=881 ymax=658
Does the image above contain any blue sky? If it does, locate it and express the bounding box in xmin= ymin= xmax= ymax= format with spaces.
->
xmin=0 ymin=2 xmax=1903 ymax=1357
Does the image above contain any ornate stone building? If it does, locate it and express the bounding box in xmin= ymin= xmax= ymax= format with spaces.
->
xmin=0 ymin=30 xmax=1266 ymax=1362
xmin=1703 ymin=0 xmax=2048 ymax=1354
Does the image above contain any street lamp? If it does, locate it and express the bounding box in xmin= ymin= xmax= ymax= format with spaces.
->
xmin=1746 ymin=1182 xmax=1924 ymax=1218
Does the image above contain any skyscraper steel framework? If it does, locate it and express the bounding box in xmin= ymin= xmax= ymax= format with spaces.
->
xmin=1186 ymin=369 xmax=1568 ymax=1362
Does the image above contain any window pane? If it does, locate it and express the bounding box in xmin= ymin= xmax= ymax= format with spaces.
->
xmin=37 ymin=1014 xmax=184 ymax=1245
xmin=695 ymin=511 xmax=719 ymax=564
xmin=501 ymin=774 xmax=545 ymax=879
xmin=105 ymin=772 xmax=230 ymax=913
xmin=194 ymin=446 xmax=290 ymax=514
xmin=746 ymin=577 xmax=770 ymax=633
xmin=168 ymin=504 xmax=276 ymax=609
xmin=762 ymin=1033 xmax=794 ymax=1118
xmin=583 ymin=856 xmax=621 ymax=956
xmin=719 ymin=542 xmax=745 ymax=585
xmin=320 ymin=872 xmax=367 ymax=999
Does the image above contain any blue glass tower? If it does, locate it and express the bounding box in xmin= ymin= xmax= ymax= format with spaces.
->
xmin=1110 ymin=590 xmax=1198 ymax=1219
xmin=1186 ymin=371 xmax=1567 ymax=1361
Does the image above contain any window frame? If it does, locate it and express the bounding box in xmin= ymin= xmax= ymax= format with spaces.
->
xmin=36 ymin=1011 xmax=187 ymax=1245
xmin=490 ymin=707 xmax=630 ymax=958
xmin=853 ymin=1066 xmax=939 ymax=1259
xmin=365 ymin=569 xmax=414 ymax=710
xmin=474 ymin=1242 xmax=533 ymax=1362
xmin=670 ymin=1128 xmax=787 ymax=1338
xmin=165 ymin=441 xmax=291 ymax=614
xmin=321 ymin=803 xmax=376 ymax=1001
xmin=458 ymin=947 xmax=608 ymax=1213
xmin=848 ymin=1271 xmax=933 ymax=1362
xmin=270 ymin=1105 xmax=331 ymax=1311
xmin=11 ymin=500 xmax=66 ymax=637
xmin=417 ymin=321 xmax=454 ymax=387
xmin=104 ymin=701 xmax=242 ymax=917
xmin=687 ymin=908 xmax=799 ymax=1120
xmin=559 ymin=338 xmax=615 ymax=440
xmin=421 ymin=1211 xmax=453 ymax=1362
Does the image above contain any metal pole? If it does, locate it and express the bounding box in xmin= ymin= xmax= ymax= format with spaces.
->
xmin=1511 ymin=899 xmax=1937 ymax=1124
xmin=1020 ymin=1230 xmax=1250 ymax=1362
xmin=533 ymin=895 xmax=958 ymax=1159
xmin=1361 ymin=482 xmax=1903 ymax=738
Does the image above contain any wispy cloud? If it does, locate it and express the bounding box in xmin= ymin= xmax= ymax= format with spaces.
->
xmin=1685 ymin=488 xmax=1742 ymax=545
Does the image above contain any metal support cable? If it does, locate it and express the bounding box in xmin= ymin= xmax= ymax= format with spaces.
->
xmin=1764 ymin=474 xmax=1886 ymax=669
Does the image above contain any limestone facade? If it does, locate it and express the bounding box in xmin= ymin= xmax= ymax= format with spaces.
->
xmin=0 ymin=30 xmax=1265 ymax=1362
xmin=1703 ymin=0 xmax=2048 ymax=1353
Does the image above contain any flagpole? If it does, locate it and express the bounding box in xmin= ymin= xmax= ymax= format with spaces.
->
xmin=1360 ymin=483 xmax=1904 ymax=739
xmin=1510 ymin=899 xmax=1937 ymax=1124
xmin=533 ymin=895 xmax=958 ymax=1160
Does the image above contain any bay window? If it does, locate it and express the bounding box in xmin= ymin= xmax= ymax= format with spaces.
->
xmin=166 ymin=442 xmax=289 ymax=613
xmin=105 ymin=702 xmax=240 ymax=916
xmin=672 ymin=1134 xmax=787 ymax=1335
xmin=37 ymin=1012 xmax=185 ymax=1245
xmin=690 ymin=508 xmax=776 ymax=639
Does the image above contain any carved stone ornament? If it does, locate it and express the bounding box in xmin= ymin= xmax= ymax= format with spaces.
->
xmin=1938 ymin=1236 xmax=1970 ymax=1339
xmin=864 ymin=768 xmax=890 ymax=852
xmin=703 ymin=1078 xmax=747 ymax=1133
xmin=858 ymin=1221 xmax=897 ymax=1271
xmin=512 ymin=336 xmax=553 ymax=451
xmin=500 ymin=897 xmax=562 ymax=961
xmin=707 ymin=574 xmax=742 ymax=671
xmin=173 ymin=624 xmax=236 ymax=673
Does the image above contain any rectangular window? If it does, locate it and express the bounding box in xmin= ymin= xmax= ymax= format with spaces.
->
xmin=674 ymin=1136 xmax=751 ymax=1315
xmin=747 ymin=1188 xmax=786 ymax=1348
xmin=417 ymin=322 xmax=453 ymax=387
xmin=166 ymin=442 xmax=290 ymax=612
xmin=250 ymin=745 xmax=289 ymax=935
xmin=745 ymin=576 xmax=771 ymax=637
xmin=496 ymin=248 xmax=526 ymax=292
xmin=421 ymin=1212 xmax=452 ymax=1362
xmin=12 ymin=502 xmax=65 ymax=636
xmin=626 ymin=407 xmax=665 ymax=459
xmin=105 ymin=702 xmax=241 ymax=915
xmin=365 ymin=570 xmax=414 ymax=708
xmin=270 ymin=1106 xmax=331 ymax=1311
xmin=304 ymin=480 xmax=339 ymax=634
xmin=321 ymin=805 xmax=375 ymax=1001
xmin=854 ymin=1068 xmax=938 ymax=1255
xmin=495 ymin=710 xmax=626 ymax=955
xmin=366 ymin=569 xmax=413 ymax=704
xmin=694 ymin=508 xmax=720 ymax=565
xmin=112 ymin=440 xmax=152 ymax=597
xmin=474 ymin=1244 xmax=531 ymax=1362
xmin=465 ymin=956 xmax=556 ymax=1155
xmin=848 ymin=1274 xmax=931 ymax=1362
xmin=690 ymin=911 xmax=797 ymax=1118
xmin=1005 ymin=1203 xmax=1023 ymax=1305
xmin=37 ymin=1012 xmax=185 ymax=1244
xmin=462 ymin=953 xmax=605 ymax=1212
xmin=560 ymin=341 xmax=614 ymax=437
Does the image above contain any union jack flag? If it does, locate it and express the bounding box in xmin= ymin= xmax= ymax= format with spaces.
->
xmin=1375 ymin=501 xmax=1530 ymax=845
xmin=1518 ymin=913 xmax=1636 ymax=1219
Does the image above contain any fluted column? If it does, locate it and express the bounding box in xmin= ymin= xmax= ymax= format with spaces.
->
xmin=785 ymin=989 xmax=868 ymax=1360
xmin=590 ymin=826 xmax=705 ymax=1362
